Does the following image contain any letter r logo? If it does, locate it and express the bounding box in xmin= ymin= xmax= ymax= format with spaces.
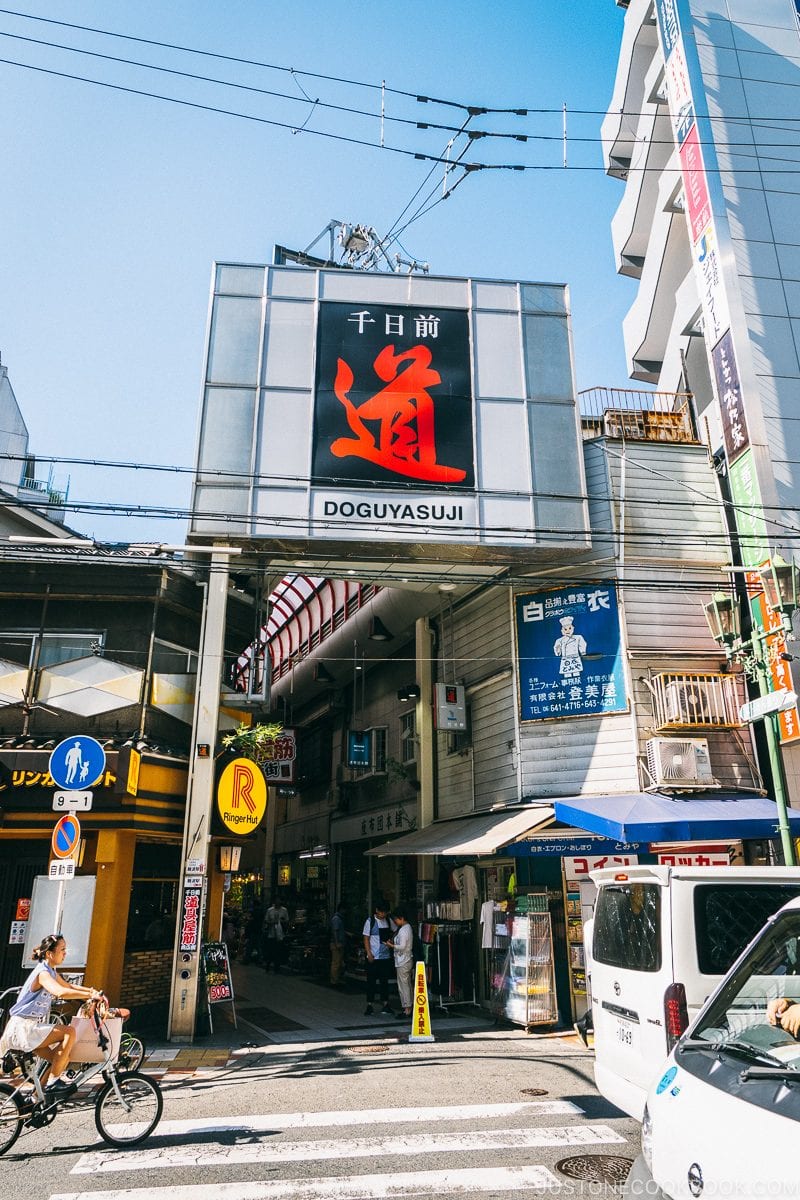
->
xmin=217 ymin=756 xmax=267 ymax=833
xmin=231 ymin=762 xmax=256 ymax=812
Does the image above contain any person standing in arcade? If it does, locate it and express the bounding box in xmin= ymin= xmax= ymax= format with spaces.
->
xmin=362 ymin=900 xmax=395 ymax=1016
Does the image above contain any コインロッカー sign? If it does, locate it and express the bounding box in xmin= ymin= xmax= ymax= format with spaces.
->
xmin=312 ymin=302 xmax=474 ymax=491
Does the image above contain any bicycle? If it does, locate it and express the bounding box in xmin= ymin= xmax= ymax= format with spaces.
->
xmin=0 ymin=1001 xmax=162 ymax=1154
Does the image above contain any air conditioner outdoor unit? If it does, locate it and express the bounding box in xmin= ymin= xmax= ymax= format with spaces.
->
xmin=664 ymin=680 xmax=716 ymax=725
xmin=646 ymin=737 xmax=715 ymax=788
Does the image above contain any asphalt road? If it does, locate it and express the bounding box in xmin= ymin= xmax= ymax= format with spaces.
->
xmin=0 ymin=1031 xmax=640 ymax=1199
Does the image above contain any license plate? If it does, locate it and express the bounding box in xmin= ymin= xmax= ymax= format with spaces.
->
xmin=616 ymin=1017 xmax=634 ymax=1045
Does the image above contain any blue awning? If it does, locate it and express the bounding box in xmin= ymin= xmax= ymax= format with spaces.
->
xmin=552 ymin=792 xmax=800 ymax=844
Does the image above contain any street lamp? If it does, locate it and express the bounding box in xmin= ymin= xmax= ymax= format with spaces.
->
xmin=703 ymin=555 xmax=800 ymax=866
xmin=703 ymin=591 xmax=740 ymax=647
xmin=759 ymin=554 xmax=798 ymax=623
xmin=218 ymin=844 xmax=242 ymax=873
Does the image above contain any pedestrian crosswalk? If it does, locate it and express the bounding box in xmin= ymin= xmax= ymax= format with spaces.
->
xmin=52 ymin=1100 xmax=630 ymax=1200
xmin=53 ymin=1169 xmax=582 ymax=1200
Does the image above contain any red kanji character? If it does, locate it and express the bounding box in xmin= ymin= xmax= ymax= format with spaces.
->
xmin=330 ymin=345 xmax=466 ymax=483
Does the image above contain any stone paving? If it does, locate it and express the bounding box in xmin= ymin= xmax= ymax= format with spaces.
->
xmin=138 ymin=958 xmax=499 ymax=1079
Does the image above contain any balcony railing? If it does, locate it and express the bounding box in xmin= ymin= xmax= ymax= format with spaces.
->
xmin=579 ymin=387 xmax=698 ymax=445
xmin=647 ymin=672 xmax=744 ymax=732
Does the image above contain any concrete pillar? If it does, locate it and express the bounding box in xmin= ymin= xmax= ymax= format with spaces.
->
xmin=168 ymin=550 xmax=230 ymax=1040
xmin=416 ymin=618 xmax=435 ymax=894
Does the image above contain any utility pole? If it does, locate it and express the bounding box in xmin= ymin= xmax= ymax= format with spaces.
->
xmin=168 ymin=548 xmax=236 ymax=1041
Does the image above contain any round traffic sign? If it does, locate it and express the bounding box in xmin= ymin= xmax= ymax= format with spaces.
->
xmin=52 ymin=813 xmax=81 ymax=859
xmin=49 ymin=736 xmax=106 ymax=791
xmin=216 ymin=757 xmax=267 ymax=834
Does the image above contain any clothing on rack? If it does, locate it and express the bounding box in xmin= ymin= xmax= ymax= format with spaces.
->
xmin=451 ymin=865 xmax=478 ymax=921
xmin=425 ymin=920 xmax=474 ymax=1003
xmin=479 ymin=899 xmax=495 ymax=949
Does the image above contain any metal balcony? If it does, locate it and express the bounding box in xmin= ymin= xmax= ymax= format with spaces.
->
xmin=647 ymin=672 xmax=744 ymax=731
xmin=579 ymin=387 xmax=698 ymax=445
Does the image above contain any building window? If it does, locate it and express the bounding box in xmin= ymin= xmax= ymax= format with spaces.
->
xmin=0 ymin=630 xmax=105 ymax=668
xmin=125 ymin=842 xmax=181 ymax=951
xmin=296 ymin=723 xmax=333 ymax=789
xmin=372 ymin=726 xmax=387 ymax=773
xmin=151 ymin=639 xmax=198 ymax=674
xmin=447 ymin=728 xmax=472 ymax=756
xmin=400 ymin=711 xmax=417 ymax=765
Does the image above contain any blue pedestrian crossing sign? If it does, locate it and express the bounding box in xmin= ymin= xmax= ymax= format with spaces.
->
xmin=49 ymin=736 xmax=106 ymax=791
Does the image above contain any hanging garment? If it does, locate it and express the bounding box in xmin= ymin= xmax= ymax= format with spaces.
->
xmin=451 ymin=865 xmax=478 ymax=920
xmin=480 ymin=900 xmax=495 ymax=949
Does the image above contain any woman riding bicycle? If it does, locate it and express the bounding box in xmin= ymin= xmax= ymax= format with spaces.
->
xmin=0 ymin=933 xmax=106 ymax=1099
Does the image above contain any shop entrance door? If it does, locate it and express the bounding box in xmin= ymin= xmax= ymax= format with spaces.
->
xmin=0 ymin=842 xmax=48 ymax=990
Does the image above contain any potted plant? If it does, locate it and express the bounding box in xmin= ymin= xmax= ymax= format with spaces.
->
xmin=221 ymin=722 xmax=284 ymax=765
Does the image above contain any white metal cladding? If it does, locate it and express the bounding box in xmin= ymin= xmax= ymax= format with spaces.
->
xmin=469 ymin=679 xmax=520 ymax=812
xmin=190 ymin=264 xmax=590 ymax=560
xmin=624 ymin=574 xmax=723 ymax=653
xmin=436 ymin=588 xmax=512 ymax=819
xmin=603 ymin=442 xmax=728 ymax=565
xmin=518 ymin=713 xmax=640 ymax=797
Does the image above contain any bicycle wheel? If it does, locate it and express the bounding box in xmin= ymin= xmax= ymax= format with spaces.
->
xmin=118 ymin=1034 xmax=145 ymax=1072
xmin=94 ymin=1072 xmax=163 ymax=1147
xmin=0 ymin=1083 xmax=24 ymax=1156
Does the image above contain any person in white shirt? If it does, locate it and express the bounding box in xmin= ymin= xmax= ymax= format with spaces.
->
xmin=388 ymin=909 xmax=414 ymax=1018
xmin=361 ymin=901 xmax=395 ymax=1016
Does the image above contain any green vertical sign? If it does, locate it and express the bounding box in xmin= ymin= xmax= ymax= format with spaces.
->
xmin=728 ymin=449 xmax=769 ymax=568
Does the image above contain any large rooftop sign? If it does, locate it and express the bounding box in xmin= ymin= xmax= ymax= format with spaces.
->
xmin=190 ymin=265 xmax=589 ymax=571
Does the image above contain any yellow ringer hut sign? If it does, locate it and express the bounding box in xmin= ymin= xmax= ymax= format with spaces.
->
xmin=216 ymin=757 xmax=267 ymax=833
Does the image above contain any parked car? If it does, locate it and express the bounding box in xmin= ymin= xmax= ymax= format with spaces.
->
xmin=625 ymin=892 xmax=800 ymax=1197
xmin=586 ymin=865 xmax=800 ymax=1119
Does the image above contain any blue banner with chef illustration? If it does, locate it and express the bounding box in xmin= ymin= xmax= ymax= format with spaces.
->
xmin=515 ymin=582 xmax=628 ymax=722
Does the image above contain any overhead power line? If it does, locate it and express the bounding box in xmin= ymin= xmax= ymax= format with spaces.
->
xmin=7 ymin=25 xmax=800 ymax=156
xmin=0 ymin=6 xmax=532 ymax=114
xmin=3 ymin=7 xmax=800 ymax=127
xmin=4 ymin=447 xmax=800 ymax=529
xmin=2 ymin=19 xmax=800 ymax=174
xmin=0 ymin=28 xmax=536 ymax=141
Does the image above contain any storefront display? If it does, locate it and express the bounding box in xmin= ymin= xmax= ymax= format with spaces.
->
xmin=561 ymin=851 xmax=640 ymax=1022
xmin=421 ymin=906 xmax=476 ymax=1010
xmin=489 ymin=900 xmax=558 ymax=1029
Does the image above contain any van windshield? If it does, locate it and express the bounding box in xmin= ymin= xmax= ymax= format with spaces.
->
xmin=592 ymin=882 xmax=661 ymax=971
xmin=689 ymin=909 xmax=800 ymax=1069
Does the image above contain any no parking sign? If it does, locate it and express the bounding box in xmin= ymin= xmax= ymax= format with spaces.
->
xmin=52 ymin=813 xmax=81 ymax=859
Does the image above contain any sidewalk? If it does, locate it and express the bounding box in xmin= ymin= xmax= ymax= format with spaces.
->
xmin=140 ymin=959 xmax=512 ymax=1081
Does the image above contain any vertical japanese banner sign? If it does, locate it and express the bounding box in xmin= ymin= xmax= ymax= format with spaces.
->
xmin=179 ymin=886 xmax=202 ymax=953
xmin=312 ymin=302 xmax=474 ymax=491
xmin=515 ymin=583 xmax=628 ymax=722
xmin=753 ymin=592 xmax=800 ymax=745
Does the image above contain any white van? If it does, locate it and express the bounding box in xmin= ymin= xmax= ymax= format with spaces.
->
xmin=626 ymin=893 xmax=800 ymax=1197
xmin=587 ymin=865 xmax=800 ymax=1120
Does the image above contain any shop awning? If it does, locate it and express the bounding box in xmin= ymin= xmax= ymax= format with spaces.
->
xmin=365 ymin=806 xmax=555 ymax=857
xmin=552 ymin=792 xmax=800 ymax=844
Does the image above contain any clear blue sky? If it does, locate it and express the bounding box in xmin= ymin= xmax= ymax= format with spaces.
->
xmin=0 ymin=1 xmax=635 ymax=542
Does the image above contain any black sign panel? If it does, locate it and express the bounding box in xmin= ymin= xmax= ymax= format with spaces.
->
xmin=712 ymin=330 xmax=750 ymax=464
xmin=200 ymin=941 xmax=234 ymax=1004
xmin=312 ymin=301 xmax=474 ymax=490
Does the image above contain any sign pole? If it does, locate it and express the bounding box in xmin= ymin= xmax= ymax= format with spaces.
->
xmin=739 ymin=668 xmax=797 ymax=867
xmin=168 ymin=549 xmax=231 ymax=1041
